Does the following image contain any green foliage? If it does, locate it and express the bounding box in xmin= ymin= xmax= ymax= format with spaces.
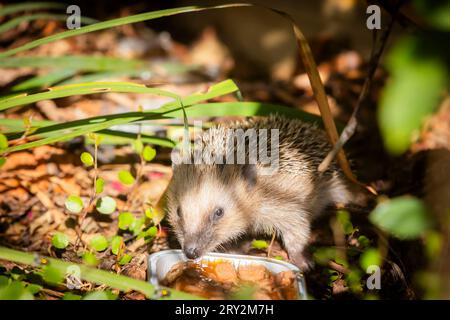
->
xmin=51 ymin=233 xmax=69 ymax=249
xmin=413 ymin=0 xmax=450 ymax=30
xmin=359 ymin=248 xmax=381 ymax=271
xmin=95 ymin=178 xmax=105 ymax=194
xmin=64 ymin=195 xmax=84 ymax=214
xmin=118 ymin=170 xmax=135 ymax=185
xmin=118 ymin=212 xmax=134 ymax=230
xmin=95 ymin=196 xmax=116 ymax=214
xmin=251 ymin=240 xmax=269 ymax=250
xmin=0 ymin=2 xmax=65 ymax=17
xmin=336 ymin=210 xmax=354 ymax=235
xmin=129 ymin=217 xmax=146 ymax=236
xmin=0 ymin=133 xmax=8 ymax=150
xmin=118 ymin=254 xmax=132 ymax=266
xmin=42 ymin=265 xmax=64 ymax=284
xmin=0 ymin=281 xmax=34 ymax=300
xmin=63 ymin=292 xmax=82 ymax=300
xmin=82 ymin=252 xmax=99 ymax=267
xmin=378 ymin=35 xmax=448 ymax=155
xmin=313 ymin=247 xmax=336 ymax=265
xmin=369 ymin=196 xmax=432 ymax=239
xmin=80 ymin=152 xmax=94 ymax=166
xmin=83 ymin=290 xmax=117 ymax=300
xmin=142 ymin=146 xmax=156 ymax=162
xmin=111 ymin=236 xmax=124 ymax=255
xmin=89 ymin=235 xmax=109 ymax=252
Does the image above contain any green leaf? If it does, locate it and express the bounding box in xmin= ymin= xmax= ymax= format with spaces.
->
xmin=82 ymin=252 xmax=99 ymax=267
xmin=64 ymin=195 xmax=84 ymax=214
xmin=251 ymin=240 xmax=269 ymax=250
xmin=357 ymin=235 xmax=370 ymax=248
xmin=42 ymin=265 xmax=64 ymax=284
xmin=378 ymin=36 xmax=448 ymax=155
xmin=0 ymin=157 xmax=6 ymax=168
xmin=0 ymin=281 xmax=34 ymax=300
xmin=51 ymin=232 xmax=69 ymax=249
xmin=142 ymin=145 xmax=156 ymax=162
xmin=89 ymin=235 xmax=109 ymax=252
xmin=80 ymin=152 xmax=94 ymax=166
xmin=63 ymin=292 xmax=82 ymax=300
xmin=336 ymin=210 xmax=354 ymax=235
xmin=360 ymin=248 xmax=381 ymax=271
xmin=25 ymin=284 xmax=42 ymax=295
xmin=0 ymin=275 xmax=9 ymax=287
xmin=83 ymin=291 xmax=113 ymax=300
xmin=118 ymin=170 xmax=135 ymax=185
xmin=118 ymin=254 xmax=132 ymax=266
xmin=96 ymin=196 xmax=116 ymax=214
xmin=118 ymin=212 xmax=134 ymax=230
xmin=369 ymin=196 xmax=432 ymax=239
xmin=138 ymin=226 xmax=158 ymax=241
xmin=0 ymin=134 xmax=8 ymax=150
xmin=111 ymin=236 xmax=124 ymax=255
xmin=95 ymin=178 xmax=105 ymax=194
xmin=129 ymin=217 xmax=145 ymax=236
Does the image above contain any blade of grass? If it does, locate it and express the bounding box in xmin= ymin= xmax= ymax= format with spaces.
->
xmin=0 ymin=13 xmax=97 ymax=34
xmin=0 ymin=4 xmax=252 ymax=58
xmin=0 ymin=55 xmax=145 ymax=71
xmin=0 ymin=246 xmax=201 ymax=299
xmin=0 ymin=81 xmax=179 ymax=111
xmin=272 ymin=9 xmax=356 ymax=183
xmin=0 ymin=2 xmax=65 ymax=18
xmin=0 ymin=80 xmax=239 ymax=153
xmin=11 ymin=69 xmax=77 ymax=92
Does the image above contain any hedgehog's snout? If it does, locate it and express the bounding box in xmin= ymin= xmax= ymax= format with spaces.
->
xmin=184 ymin=246 xmax=201 ymax=259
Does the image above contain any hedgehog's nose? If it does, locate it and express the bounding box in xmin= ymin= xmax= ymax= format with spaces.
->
xmin=184 ymin=246 xmax=200 ymax=259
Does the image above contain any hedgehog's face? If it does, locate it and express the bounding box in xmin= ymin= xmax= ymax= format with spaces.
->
xmin=167 ymin=164 xmax=255 ymax=260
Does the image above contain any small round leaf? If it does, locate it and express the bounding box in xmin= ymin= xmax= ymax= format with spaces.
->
xmin=82 ymin=252 xmax=99 ymax=266
xmin=142 ymin=146 xmax=156 ymax=162
xmin=95 ymin=178 xmax=105 ymax=194
xmin=80 ymin=152 xmax=94 ymax=166
xmin=96 ymin=196 xmax=116 ymax=214
xmin=369 ymin=196 xmax=431 ymax=239
xmin=65 ymin=195 xmax=84 ymax=214
xmin=119 ymin=254 xmax=132 ymax=266
xmin=89 ymin=235 xmax=108 ymax=252
xmin=251 ymin=240 xmax=269 ymax=250
xmin=118 ymin=212 xmax=134 ymax=230
xmin=51 ymin=233 xmax=69 ymax=249
xmin=111 ymin=236 xmax=123 ymax=255
xmin=118 ymin=170 xmax=135 ymax=185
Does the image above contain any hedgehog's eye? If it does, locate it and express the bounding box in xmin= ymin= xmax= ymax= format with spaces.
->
xmin=177 ymin=207 xmax=182 ymax=218
xmin=212 ymin=207 xmax=224 ymax=221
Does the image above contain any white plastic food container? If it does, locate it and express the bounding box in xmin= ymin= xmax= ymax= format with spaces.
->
xmin=148 ymin=249 xmax=308 ymax=300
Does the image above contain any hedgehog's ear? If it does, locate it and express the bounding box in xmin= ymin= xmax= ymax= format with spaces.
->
xmin=241 ymin=164 xmax=257 ymax=187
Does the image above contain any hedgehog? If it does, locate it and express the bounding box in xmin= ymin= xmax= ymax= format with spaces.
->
xmin=166 ymin=114 xmax=363 ymax=270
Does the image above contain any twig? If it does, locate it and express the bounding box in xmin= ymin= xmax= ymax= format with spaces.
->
xmin=75 ymin=140 xmax=99 ymax=249
xmin=318 ymin=12 xmax=396 ymax=178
